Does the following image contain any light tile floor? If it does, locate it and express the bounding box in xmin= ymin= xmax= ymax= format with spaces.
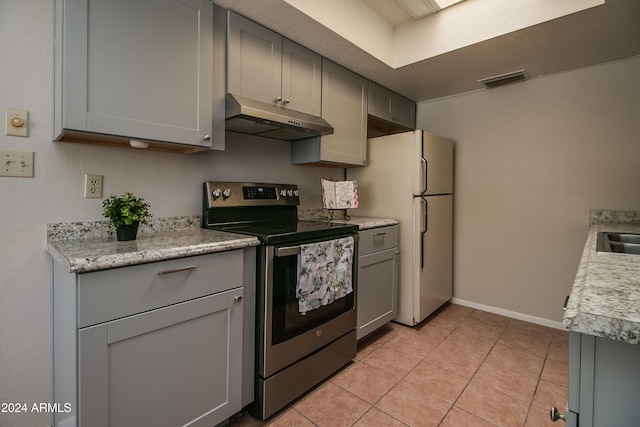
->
xmin=231 ymin=303 xmax=569 ymax=427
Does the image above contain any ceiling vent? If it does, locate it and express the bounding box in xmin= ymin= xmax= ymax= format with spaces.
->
xmin=478 ymin=69 xmax=529 ymax=88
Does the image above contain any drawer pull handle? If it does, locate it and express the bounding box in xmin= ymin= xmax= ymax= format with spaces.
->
xmin=234 ymin=295 xmax=243 ymax=302
xmin=374 ymin=232 xmax=386 ymax=237
xmin=276 ymin=246 xmax=301 ymax=257
xmin=157 ymin=265 xmax=197 ymax=276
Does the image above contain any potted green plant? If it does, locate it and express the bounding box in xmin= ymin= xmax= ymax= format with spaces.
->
xmin=102 ymin=192 xmax=151 ymax=241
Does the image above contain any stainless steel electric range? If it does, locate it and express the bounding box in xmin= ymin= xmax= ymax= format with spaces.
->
xmin=202 ymin=181 xmax=359 ymax=420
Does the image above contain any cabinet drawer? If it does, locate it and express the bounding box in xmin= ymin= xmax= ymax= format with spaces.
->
xmin=358 ymin=226 xmax=398 ymax=256
xmin=78 ymin=250 xmax=243 ymax=328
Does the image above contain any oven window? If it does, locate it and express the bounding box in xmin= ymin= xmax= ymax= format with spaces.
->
xmin=271 ymin=252 xmax=354 ymax=346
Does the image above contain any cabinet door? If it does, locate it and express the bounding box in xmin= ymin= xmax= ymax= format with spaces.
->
xmin=570 ymin=333 xmax=640 ymax=427
xmin=227 ymin=11 xmax=282 ymax=106
xmin=357 ymin=248 xmax=399 ymax=340
xmin=78 ymin=288 xmax=243 ymax=427
xmin=368 ymin=81 xmax=415 ymax=129
xmin=281 ymin=39 xmax=322 ymax=117
xmin=368 ymin=82 xmax=394 ymax=122
xmin=59 ymin=0 xmax=213 ymax=147
xmin=319 ymin=60 xmax=368 ymax=165
xmin=393 ymin=94 xmax=416 ymax=129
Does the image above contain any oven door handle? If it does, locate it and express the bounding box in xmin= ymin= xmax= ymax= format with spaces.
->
xmin=275 ymin=246 xmax=301 ymax=257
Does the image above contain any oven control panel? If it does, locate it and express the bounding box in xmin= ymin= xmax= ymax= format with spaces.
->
xmin=244 ymin=186 xmax=277 ymax=200
xmin=204 ymin=181 xmax=300 ymax=207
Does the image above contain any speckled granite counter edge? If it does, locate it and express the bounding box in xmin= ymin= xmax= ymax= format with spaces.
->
xmin=46 ymin=216 xmax=202 ymax=240
xmin=563 ymin=210 xmax=640 ymax=344
xmin=331 ymin=217 xmax=399 ymax=230
xmin=298 ymin=208 xmax=347 ymax=222
xmin=298 ymin=209 xmax=398 ymax=230
xmin=589 ymin=209 xmax=640 ymax=225
xmin=46 ymin=216 xmax=259 ymax=273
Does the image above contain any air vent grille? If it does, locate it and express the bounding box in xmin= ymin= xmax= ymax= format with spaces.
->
xmin=478 ymin=69 xmax=529 ymax=88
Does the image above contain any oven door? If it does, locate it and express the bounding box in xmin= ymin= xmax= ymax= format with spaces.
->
xmin=258 ymin=234 xmax=358 ymax=379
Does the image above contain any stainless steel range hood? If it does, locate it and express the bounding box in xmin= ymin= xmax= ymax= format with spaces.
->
xmin=225 ymin=93 xmax=333 ymax=141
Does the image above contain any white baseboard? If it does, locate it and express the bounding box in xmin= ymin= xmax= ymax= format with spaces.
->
xmin=450 ymin=298 xmax=565 ymax=331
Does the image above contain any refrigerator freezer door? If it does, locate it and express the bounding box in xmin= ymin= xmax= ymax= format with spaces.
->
xmin=347 ymin=132 xmax=415 ymax=216
xmin=346 ymin=130 xmax=454 ymax=326
xmin=420 ymin=132 xmax=454 ymax=196
xmin=413 ymin=194 xmax=453 ymax=324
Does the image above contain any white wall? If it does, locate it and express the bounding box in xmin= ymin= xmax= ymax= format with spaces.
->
xmin=394 ymin=0 xmax=603 ymax=67
xmin=0 ymin=3 xmax=342 ymax=426
xmin=417 ymin=55 xmax=640 ymax=325
xmin=283 ymin=0 xmax=602 ymax=68
xmin=285 ymin=0 xmax=396 ymax=65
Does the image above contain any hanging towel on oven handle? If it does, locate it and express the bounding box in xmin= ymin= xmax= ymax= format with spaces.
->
xmin=296 ymin=236 xmax=355 ymax=315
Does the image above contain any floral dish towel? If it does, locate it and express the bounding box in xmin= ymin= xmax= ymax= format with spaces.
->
xmin=296 ymin=236 xmax=355 ymax=315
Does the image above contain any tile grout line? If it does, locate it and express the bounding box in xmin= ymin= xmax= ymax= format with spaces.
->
xmin=362 ymin=307 xmax=482 ymax=426
xmin=436 ymin=309 xmax=508 ymax=426
xmin=257 ymin=305 xmax=567 ymax=427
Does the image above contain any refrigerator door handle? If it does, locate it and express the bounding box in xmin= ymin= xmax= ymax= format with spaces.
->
xmin=420 ymin=157 xmax=428 ymax=194
xmin=420 ymin=198 xmax=427 ymax=268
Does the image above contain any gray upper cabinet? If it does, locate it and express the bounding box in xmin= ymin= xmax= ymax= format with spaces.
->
xmin=281 ymin=39 xmax=323 ymax=116
xmin=368 ymin=81 xmax=416 ymax=132
xmin=227 ymin=11 xmax=322 ymax=117
xmin=227 ymin=11 xmax=281 ymax=107
xmin=292 ymin=59 xmax=368 ymax=166
xmin=54 ymin=0 xmax=225 ymax=153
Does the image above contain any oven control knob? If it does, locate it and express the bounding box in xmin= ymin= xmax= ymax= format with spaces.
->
xmin=287 ymin=189 xmax=293 ymax=197
xmin=222 ymin=188 xmax=231 ymax=199
xmin=293 ymin=189 xmax=299 ymax=197
xmin=211 ymin=188 xmax=221 ymax=199
xmin=279 ymin=189 xmax=287 ymax=198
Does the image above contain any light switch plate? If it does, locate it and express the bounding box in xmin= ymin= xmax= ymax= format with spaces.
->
xmin=0 ymin=150 xmax=34 ymax=177
xmin=5 ymin=108 xmax=28 ymax=137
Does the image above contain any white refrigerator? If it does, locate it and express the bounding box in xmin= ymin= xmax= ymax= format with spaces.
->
xmin=347 ymin=130 xmax=453 ymax=326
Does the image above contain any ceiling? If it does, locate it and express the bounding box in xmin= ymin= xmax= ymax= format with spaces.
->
xmin=213 ymin=0 xmax=640 ymax=102
xmin=360 ymin=0 xmax=462 ymax=26
xmin=361 ymin=0 xmax=415 ymax=26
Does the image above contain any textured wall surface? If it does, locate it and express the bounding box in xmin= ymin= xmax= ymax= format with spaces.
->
xmin=0 ymin=3 xmax=342 ymax=425
xmin=418 ymin=56 xmax=640 ymax=325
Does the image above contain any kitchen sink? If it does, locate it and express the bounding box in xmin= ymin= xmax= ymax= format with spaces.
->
xmin=597 ymin=232 xmax=640 ymax=255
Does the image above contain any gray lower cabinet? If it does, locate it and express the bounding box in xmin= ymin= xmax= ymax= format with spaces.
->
xmin=564 ymin=331 xmax=640 ymax=426
xmin=292 ymin=59 xmax=368 ymax=166
xmin=53 ymin=249 xmax=254 ymax=427
xmin=53 ymin=0 xmax=225 ymax=152
xmin=356 ymin=226 xmax=399 ymax=340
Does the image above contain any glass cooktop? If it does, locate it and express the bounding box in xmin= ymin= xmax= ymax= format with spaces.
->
xmin=209 ymin=220 xmax=358 ymax=244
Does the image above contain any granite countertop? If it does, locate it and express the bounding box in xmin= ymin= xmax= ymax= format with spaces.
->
xmin=46 ymin=216 xmax=259 ymax=274
xmin=331 ymin=216 xmax=399 ymax=230
xmin=297 ymin=209 xmax=398 ymax=230
xmin=563 ymin=210 xmax=640 ymax=344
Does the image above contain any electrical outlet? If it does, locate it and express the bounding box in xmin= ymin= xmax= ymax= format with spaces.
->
xmin=84 ymin=174 xmax=103 ymax=198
